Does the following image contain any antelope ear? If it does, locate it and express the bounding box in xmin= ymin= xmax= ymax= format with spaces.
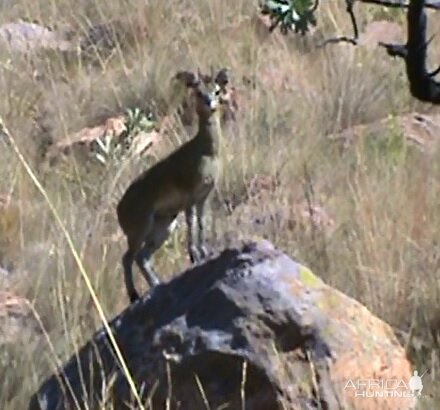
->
xmin=174 ymin=70 xmax=199 ymax=88
xmin=191 ymin=75 xmax=202 ymax=88
xmin=215 ymin=67 xmax=230 ymax=87
xmin=196 ymin=67 xmax=212 ymax=85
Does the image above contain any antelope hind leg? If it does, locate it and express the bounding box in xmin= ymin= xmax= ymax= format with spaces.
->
xmin=123 ymin=212 xmax=155 ymax=303
xmin=136 ymin=214 xmax=178 ymax=286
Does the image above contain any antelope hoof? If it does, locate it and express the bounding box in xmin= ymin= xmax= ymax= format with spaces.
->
xmin=148 ymin=275 xmax=160 ymax=288
xmin=141 ymin=266 xmax=160 ymax=288
xmin=189 ymin=245 xmax=201 ymax=264
xmin=129 ymin=291 xmax=140 ymax=304
xmin=147 ymin=273 xmax=160 ymax=288
xmin=198 ymin=244 xmax=210 ymax=261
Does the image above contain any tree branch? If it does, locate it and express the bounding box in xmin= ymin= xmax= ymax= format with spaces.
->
xmin=319 ymin=0 xmax=359 ymax=46
xmin=321 ymin=0 xmax=440 ymax=103
xmin=404 ymin=0 xmax=440 ymax=103
xmin=380 ymin=1 xmax=440 ymax=103
xmin=379 ymin=42 xmax=408 ymax=57
xmin=320 ymin=0 xmax=440 ymax=47
xmin=360 ymin=0 xmax=440 ymax=9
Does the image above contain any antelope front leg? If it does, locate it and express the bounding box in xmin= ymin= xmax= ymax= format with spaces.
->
xmin=185 ymin=206 xmax=200 ymax=264
xmin=196 ymin=201 xmax=209 ymax=260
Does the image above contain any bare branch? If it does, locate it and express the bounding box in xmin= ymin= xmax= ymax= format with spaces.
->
xmin=320 ymin=0 xmax=440 ymax=47
xmin=319 ymin=36 xmax=358 ymax=46
xmin=311 ymin=0 xmax=320 ymax=12
xmin=379 ymin=32 xmax=435 ymax=59
xmin=428 ymin=65 xmax=440 ymax=77
xmin=317 ymin=0 xmax=440 ymax=104
xmin=379 ymin=0 xmax=440 ymax=102
xmin=360 ymin=0 xmax=440 ymax=10
xmin=403 ymin=0 xmax=440 ymax=103
xmin=319 ymin=0 xmax=359 ymax=46
xmin=379 ymin=42 xmax=408 ymax=57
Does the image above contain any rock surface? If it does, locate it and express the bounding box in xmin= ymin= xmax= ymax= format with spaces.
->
xmin=358 ymin=20 xmax=404 ymax=49
xmin=328 ymin=112 xmax=440 ymax=153
xmin=0 ymin=290 xmax=41 ymax=346
xmin=0 ymin=22 xmax=73 ymax=52
xmin=28 ymin=239 xmax=415 ymax=410
xmin=45 ymin=114 xmax=164 ymax=166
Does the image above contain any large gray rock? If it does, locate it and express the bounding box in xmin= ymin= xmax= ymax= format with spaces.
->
xmin=28 ymin=239 xmax=415 ymax=410
xmin=0 ymin=22 xmax=73 ymax=52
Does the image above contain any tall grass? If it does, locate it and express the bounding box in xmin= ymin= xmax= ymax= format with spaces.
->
xmin=0 ymin=0 xmax=439 ymax=408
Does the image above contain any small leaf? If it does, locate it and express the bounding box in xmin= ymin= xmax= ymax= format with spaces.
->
xmin=95 ymin=153 xmax=107 ymax=165
xmin=95 ymin=136 xmax=107 ymax=153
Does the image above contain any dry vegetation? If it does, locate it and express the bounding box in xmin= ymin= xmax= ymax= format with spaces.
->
xmin=0 ymin=0 xmax=440 ymax=408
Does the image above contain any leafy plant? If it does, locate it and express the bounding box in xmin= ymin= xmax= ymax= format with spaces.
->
xmin=93 ymin=108 xmax=156 ymax=165
xmin=124 ymin=107 xmax=155 ymax=136
xmin=365 ymin=126 xmax=407 ymax=167
xmin=94 ymin=132 xmax=123 ymax=165
xmin=260 ymin=0 xmax=317 ymax=35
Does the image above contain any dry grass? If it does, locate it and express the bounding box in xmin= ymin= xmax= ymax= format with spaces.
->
xmin=1 ymin=0 xmax=440 ymax=408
